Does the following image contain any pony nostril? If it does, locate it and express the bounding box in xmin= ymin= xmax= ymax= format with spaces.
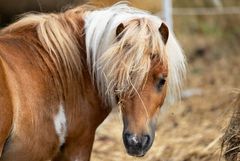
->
xmin=142 ymin=135 xmax=150 ymax=148
xmin=124 ymin=133 xmax=151 ymax=147
xmin=123 ymin=132 xmax=130 ymax=146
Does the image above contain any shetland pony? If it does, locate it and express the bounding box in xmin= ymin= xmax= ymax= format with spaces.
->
xmin=0 ymin=3 xmax=186 ymax=161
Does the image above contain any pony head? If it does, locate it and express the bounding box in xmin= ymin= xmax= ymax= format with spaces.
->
xmin=85 ymin=3 xmax=186 ymax=157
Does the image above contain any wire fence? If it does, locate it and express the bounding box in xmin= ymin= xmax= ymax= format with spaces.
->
xmin=158 ymin=6 xmax=240 ymax=16
xmin=159 ymin=0 xmax=240 ymax=30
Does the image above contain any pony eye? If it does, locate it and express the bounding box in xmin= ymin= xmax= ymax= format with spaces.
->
xmin=156 ymin=78 xmax=166 ymax=91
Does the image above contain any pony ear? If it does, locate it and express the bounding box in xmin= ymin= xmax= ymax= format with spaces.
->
xmin=159 ymin=22 xmax=169 ymax=44
xmin=116 ymin=23 xmax=125 ymax=37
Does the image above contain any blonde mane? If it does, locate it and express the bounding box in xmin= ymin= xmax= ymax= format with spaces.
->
xmin=0 ymin=3 xmax=186 ymax=107
xmin=84 ymin=3 xmax=186 ymax=107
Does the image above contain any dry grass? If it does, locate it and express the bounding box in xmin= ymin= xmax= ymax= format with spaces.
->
xmin=222 ymin=91 xmax=240 ymax=161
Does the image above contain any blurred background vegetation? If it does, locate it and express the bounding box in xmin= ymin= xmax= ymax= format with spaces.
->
xmin=1 ymin=0 xmax=239 ymax=160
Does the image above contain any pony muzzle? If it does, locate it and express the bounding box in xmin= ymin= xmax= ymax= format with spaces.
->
xmin=123 ymin=131 xmax=154 ymax=157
